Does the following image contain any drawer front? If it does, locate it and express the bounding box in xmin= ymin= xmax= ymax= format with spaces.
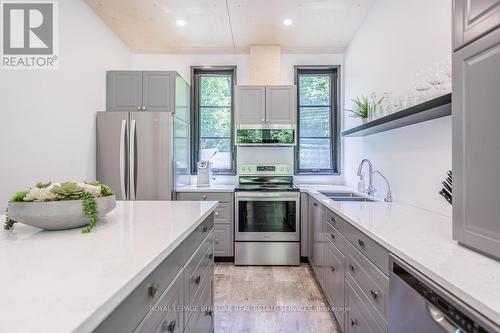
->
xmin=345 ymin=277 xmax=385 ymax=333
xmin=324 ymin=241 xmax=345 ymax=330
xmin=214 ymin=224 xmax=233 ymax=257
xmin=185 ymin=232 xmax=214 ymax=311
xmin=135 ymin=271 xmax=184 ymax=333
xmin=326 ymin=209 xmax=347 ymax=234
xmin=341 ymin=219 xmax=389 ymax=275
xmin=213 ymin=203 xmax=232 ymax=224
xmin=326 ymin=220 xmax=346 ymax=254
xmin=345 ymin=241 xmax=389 ymax=323
xmin=94 ymin=244 xmax=184 ymax=333
xmin=185 ymin=274 xmax=214 ymax=333
xmin=177 ymin=192 xmax=232 ymax=203
xmin=184 ymin=214 xmax=214 ymax=262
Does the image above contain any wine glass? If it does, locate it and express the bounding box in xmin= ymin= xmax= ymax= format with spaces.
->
xmin=415 ymin=70 xmax=431 ymax=103
xmin=428 ymin=63 xmax=446 ymax=97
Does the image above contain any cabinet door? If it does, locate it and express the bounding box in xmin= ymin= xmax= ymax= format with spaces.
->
xmin=310 ymin=199 xmax=325 ymax=286
xmin=107 ymin=71 xmax=143 ymax=112
xmin=236 ymin=86 xmax=266 ymax=124
xmin=453 ymin=0 xmax=500 ymax=50
xmin=214 ymin=224 xmax=233 ymax=257
xmin=300 ymin=193 xmax=309 ymax=257
xmin=453 ymin=27 xmax=500 ymax=259
xmin=325 ymin=243 xmax=345 ymax=330
xmin=175 ymin=74 xmax=190 ymax=122
xmin=143 ymin=71 xmax=175 ymax=112
xmin=265 ymin=85 xmax=296 ymax=124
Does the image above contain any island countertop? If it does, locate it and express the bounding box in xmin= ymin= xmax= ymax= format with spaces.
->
xmin=0 ymin=200 xmax=218 ymax=333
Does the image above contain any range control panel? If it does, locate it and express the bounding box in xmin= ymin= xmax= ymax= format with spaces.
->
xmin=239 ymin=164 xmax=293 ymax=176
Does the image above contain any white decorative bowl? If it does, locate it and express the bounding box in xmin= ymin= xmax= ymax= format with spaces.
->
xmin=7 ymin=195 xmax=116 ymax=231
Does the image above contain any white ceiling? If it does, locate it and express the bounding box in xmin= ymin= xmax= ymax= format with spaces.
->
xmin=85 ymin=0 xmax=374 ymax=54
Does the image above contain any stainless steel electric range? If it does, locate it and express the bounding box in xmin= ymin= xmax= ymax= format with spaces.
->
xmin=234 ymin=164 xmax=300 ymax=266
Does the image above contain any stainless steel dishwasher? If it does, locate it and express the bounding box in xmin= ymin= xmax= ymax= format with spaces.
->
xmin=389 ymin=255 xmax=499 ymax=333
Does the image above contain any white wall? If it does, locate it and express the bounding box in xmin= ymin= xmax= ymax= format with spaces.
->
xmin=344 ymin=0 xmax=452 ymax=215
xmin=132 ymin=53 xmax=345 ymax=184
xmin=0 ymin=0 xmax=131 ymax=210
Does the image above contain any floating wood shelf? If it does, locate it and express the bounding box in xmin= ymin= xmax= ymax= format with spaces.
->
xmin=341 ymin=93 xmax=451 ymax=137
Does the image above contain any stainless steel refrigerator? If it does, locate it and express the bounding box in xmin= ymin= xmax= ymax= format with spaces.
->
xmin=96 ymin=112 xmax=190 ymax=200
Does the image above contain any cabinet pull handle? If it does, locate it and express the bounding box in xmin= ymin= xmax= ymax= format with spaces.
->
xmin=358 ymin=239 xmax=365 ymax=248
xmin=207 ymin=253 xmax=214 ymax=260
xmin=142 ymin=106 xmax=147 ymax=111
xmin=215 ymin=211 xmax=220 ymax=217
xmin=261 ymin=118 xmax=265 ymax=123
xmin=137 ymin=106 xmax=142 ymax=111
xmin=215 ymin=240 xmax=220 ymax=244
xmin=161 ymin=319 xmax=176 ymax=332
xmin=330 ymin=216 xmax=336 ymax=223
xmin=202 ymin=195 xmax=207 ymax=200
xmin=350 ymin=319 xmax=358 ymax=327
xmin=313 ymin=202 xmax=318 ymax=207
xmin=193 ymin=275 xmax=201 ymax=285
xmin=202 ymin=225 xmax=208 ymax=233
xmin=148 ymin=282 xmax=159 ymax=298
xmin=205 ymin=309 xmax=213 ymax=317
xmin=330 ymin=265 xmax=335 ymax=272
xmin=330 ymin=233 xmax=336 ymax=241
xmin=349 ymin=264 xmax=355 ymax=273
xmin=370 ymin=290 xmax=379 ymax=300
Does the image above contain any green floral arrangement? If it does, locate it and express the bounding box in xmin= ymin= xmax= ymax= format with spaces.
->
xmin=4 ymin=181 xmax=114 ymax=233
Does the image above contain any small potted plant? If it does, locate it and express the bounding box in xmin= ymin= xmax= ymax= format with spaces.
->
xmin=346 ymin=96 xmax=383 ymax=123
xmin=4 ymin=181 xmax=115 ymax=233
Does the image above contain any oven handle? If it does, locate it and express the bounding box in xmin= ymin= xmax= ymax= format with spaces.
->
xmin=235 ymin=192 xmax=299 ymax=199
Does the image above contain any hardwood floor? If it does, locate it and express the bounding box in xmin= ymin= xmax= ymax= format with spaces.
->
xmin=213 ymin=263 xmax=339 ymax=333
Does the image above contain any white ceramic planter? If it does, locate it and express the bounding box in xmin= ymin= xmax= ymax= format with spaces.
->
xmin=7 ymin=195 xmax=116 ymax=231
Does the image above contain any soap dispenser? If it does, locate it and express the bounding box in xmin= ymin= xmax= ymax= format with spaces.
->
xmin=357 ymin=174 xmax=366 ymax=193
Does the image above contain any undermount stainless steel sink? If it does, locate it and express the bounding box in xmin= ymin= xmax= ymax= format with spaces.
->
xmin=319 ymin=191 xmax=376 ymax=202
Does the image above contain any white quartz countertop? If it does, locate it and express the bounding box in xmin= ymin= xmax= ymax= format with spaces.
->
xmin=299 ymin=184 xmax=500 ymax=327
xmin=176 ymin=184 xmax=236 ymax=192
xmin=0 ymin=200 xmax=218 ymax=333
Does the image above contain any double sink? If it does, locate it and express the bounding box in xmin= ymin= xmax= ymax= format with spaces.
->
xmin=319 ymin=191 xmax=376 ymax=202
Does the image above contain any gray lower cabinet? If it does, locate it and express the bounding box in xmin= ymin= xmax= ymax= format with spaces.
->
xmin=94 ymin=214 xmax=214 ymax=333
xmin=300 ymin=193 xmax=309 ymax=257
xmin=309 ymin=197 xmax=325 ymax=286
xmin=452 ymin=27 xmax=500 ymax=260
xmin=309 ymin=204 xmax=390 ymax=333
xmin=107 ymin=71 xmax=188 ymax=113
xmin=177 ymin=192 xmax=234 ymax=257
xmin=453 ymin=0 xmax=500 ymax=50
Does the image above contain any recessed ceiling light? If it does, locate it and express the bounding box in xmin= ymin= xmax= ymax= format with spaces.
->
xmin=283 ymin=18 xmax=293 ymax=26
xmin=176 ymin=19 xmax=186 ymax=27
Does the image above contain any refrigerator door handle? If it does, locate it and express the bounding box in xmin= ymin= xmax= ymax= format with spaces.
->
xmin=129 ymin=119 xmax=137 ymax=200
xmin=119 ymin=119 xmax=127 ymax=200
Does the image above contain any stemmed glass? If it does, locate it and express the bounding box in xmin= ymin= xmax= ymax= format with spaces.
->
xmin=415 ymin=70 xmax=431 ymax=103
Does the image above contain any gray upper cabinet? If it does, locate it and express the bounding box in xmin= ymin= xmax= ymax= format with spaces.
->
xmin=107 ymin=71 xmax=143 ymax=112
xmin=107 ymin=71 xmax=186 ymax=113
xmin=265 ymin=86 xmax=296 ymax=124
xmin=453 ymin=27 xmax=500 ymax=260
xmin=236 ymin=85 xmax=296 ymax=126
xmin=453 ymin=0 xmax=500 ymax=50
xmin=142 ymin=72 xmax=175 ymax=113
xmin=236 ymin=86 xmax=266 ymax=124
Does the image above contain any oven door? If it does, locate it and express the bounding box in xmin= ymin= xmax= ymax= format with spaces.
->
xmin=235 ymin=191 xmax=300 ymax=241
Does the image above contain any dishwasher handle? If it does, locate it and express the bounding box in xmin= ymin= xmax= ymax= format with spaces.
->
xmin=426 ymin=303 xmax=463 ymax=333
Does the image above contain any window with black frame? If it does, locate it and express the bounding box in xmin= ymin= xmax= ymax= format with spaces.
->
xmin=191 ymin=67 xmax=236 ymax=174
xmin=295 ymin=66 xmax=340 ymax=174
